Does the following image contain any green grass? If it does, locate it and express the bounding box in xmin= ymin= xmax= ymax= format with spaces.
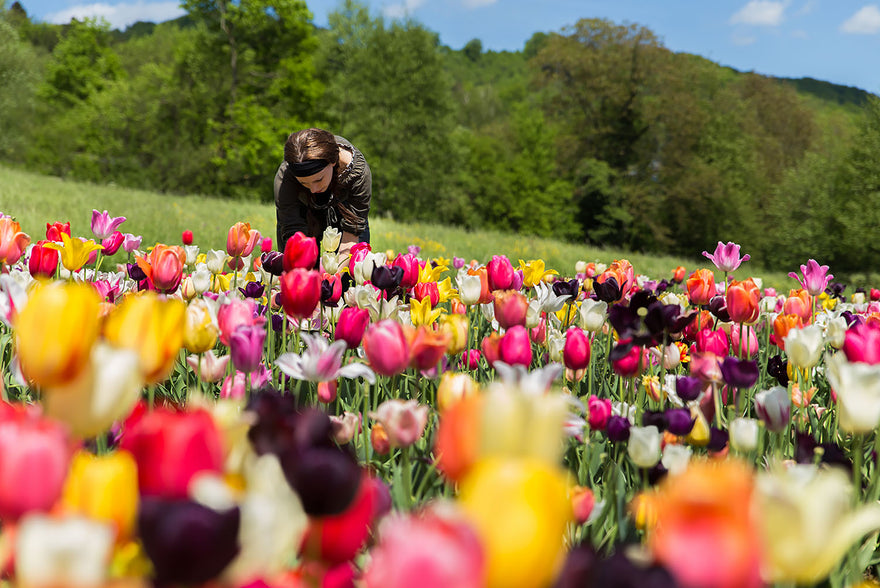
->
xmin=0 ymin=164 xmax=796 ymax=289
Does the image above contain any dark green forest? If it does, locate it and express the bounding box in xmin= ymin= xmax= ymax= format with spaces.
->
xmin=2 ymin=0 xmax=879 ymax=273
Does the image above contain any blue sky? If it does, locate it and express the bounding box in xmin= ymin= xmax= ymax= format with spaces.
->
xmin=24 ymin=0 xmax=880 ymax=94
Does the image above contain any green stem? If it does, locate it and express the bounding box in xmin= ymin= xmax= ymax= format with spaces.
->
xmin=401 ymin=445 xmax=413 ymax=510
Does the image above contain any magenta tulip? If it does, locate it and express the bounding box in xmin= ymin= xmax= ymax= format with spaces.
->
xmin=486 ymin=255 xmax=514 ymax=291
xmin=335 ymin=307 xmax=371 ymax=349
xmin=498 ymin=325 xmax=532 ymax=367
xmin=363 ymin=320 xmax=410 ymax=376
xmin=563 ymin=327 xmax=591 ymax=371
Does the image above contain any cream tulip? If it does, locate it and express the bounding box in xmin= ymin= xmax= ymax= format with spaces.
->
xmin=825 ymin=352 xmax=880 ymax=434
xmin=784 ymin=324 xmax=824 ymax=369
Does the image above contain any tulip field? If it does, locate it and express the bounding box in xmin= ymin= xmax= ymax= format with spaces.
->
xmin=3 ymin=209 xmax=880 ymax=588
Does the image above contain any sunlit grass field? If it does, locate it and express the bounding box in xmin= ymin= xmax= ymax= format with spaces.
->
xmin=0 ymin=164 xmax=796 ymax=289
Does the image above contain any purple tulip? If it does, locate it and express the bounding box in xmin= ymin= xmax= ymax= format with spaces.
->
xmin=702 ymin=241 xmax=750 ymax=273
xmin=675 ymin=376 xmax=703 ymax=402
xmin=90 ymin=209 xmax=127 ymax=240
xmin=720 ymin=356 xmax=759 ymax=389
xmin=788 ymin=259 xmax=834 ymax=296
xmin=606 ymin=415 xmax=631 ymax=442
xmin=239 ymin=281 xmax=265 ymax=299
xmin=229 ymin=324 xmax=266 ymax=374
xmin=261 ymin=251 xmax=284 ymax=276
xmin=707 ymin=427 xmax=729 ymax=452
xmin=665 ymin=408 xmax=695 ymax=436
xmin=642 ymin=409 xmax=667 ymax=431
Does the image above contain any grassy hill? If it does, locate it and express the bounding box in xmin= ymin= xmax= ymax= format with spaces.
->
xmin=0 ymin=164 xmax=798 ymax=289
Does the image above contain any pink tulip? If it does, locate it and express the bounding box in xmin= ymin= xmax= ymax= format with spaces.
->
xmin=392 ymin=253 xmax=420 ymax=289
xmin=493 ymin=290 xmax=528 ymax=329
xmin=363 ymin=320 xmax=410 ymax=376
xmin=364 ymin=508 xmax=484 ymax=588
xmin=842 ymin=322 xmax=880 ymax=365
xmin=498 ymin=325 xmax=532 ymax=367
xmin=461 ymin=349 xmax=481 ymax=370
xmin=729 ymin=324 xmax=759 ymax=358
xmin=587 ymin=395 xmax=612 ymax=430
xmin=186 ymin=351 xmax=230 ymax=382
xmin=702 ymin=241 xmax=750 ymax=273
xmin=530 ymin=317 xmax=547 ymax=345
xmin=122 ymin=233 xmax=142 ymax=253
xmin=611 ymin=341 xmax=646 ymax=377
xmin=101 ymin=231 xmax=125 ymax=255
xmin=486 ymin=255 xmax=514 ymax=291
xmin=220 ymin=366 xmax=270 ymax=399
xmin=690 ymin=351 xmax=723 ymax=383
xmin=229 ymin=324 xmax=266 ymax=374
xmin=695 ymin=328 xmax=730 ymax=356
xmin=788 ymin=259 xmax=833 ymax=296
xmin=335 ymin=306 xmax=371 ymax=349
xmin=563 ymin=327 xmax=591 ymax=371
xmin=217 ymin=298 xmax=263 ymax=346
xmin=371 ymin=399 xmax=429 ymax=448
xmin=90 ymin=209 xmax=126 ymax=240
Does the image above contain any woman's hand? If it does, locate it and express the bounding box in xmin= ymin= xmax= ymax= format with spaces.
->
xmin=338 ymin=231 xmax=359 ymax=255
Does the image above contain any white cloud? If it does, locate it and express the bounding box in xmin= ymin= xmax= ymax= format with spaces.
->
xmin=840 ymin=5 xmax=880 ymax=34
xmin=730 ymin=0 xmax=790 ymax=26
xmin=794 ymin=0 xmax=817 ymax=16
xmin=44 ymin=1 xmax=184 ymax=29
xmin=382 ymin=0 xmax=426 ymax=19
xmin=462 ymin=0 xmax=497 ymax=8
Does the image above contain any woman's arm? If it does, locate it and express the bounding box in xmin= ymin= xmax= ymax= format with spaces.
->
xmin=338 ymin=231 xmax=359 ymax=255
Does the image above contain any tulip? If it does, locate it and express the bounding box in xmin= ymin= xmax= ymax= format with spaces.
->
xmin=0 ymin=409 xmax=72 ymax=521
xmin=16 ymin=514 xmax=115 ymax=587
xmin=436 ymin=372 xmax=478 ymax=411
xmin=486 ymin=255 xmax=514 ymax=291
xmin=103 ymin=292 xmax=186 ymax=385
xmin=187 ymin=350 xmax=230 ymax=382
xmin=183 ymin=299 xmax=219 ymax=354
xmin=42 ymin=342 xmax=143 ymax=439
xmin=729 ymin=323 xmax=758 ymax=358
xmin=408 ymin=326 xmax=451 ymax=371
xmin=611 ymin=341 xmax=646 ymax=377
xmin=61 ymin=450 xmax=139 ymax=542
xmin=783 ymin=324 xmax=824 ymax=369
xmin=467 ymin=267 xmax=494 ymax=304
xmin=578 ymin=298 xmax=607 ymax=332
xmin=754 ymin=385 xmax=791 ymax=432
xmin=606 ymin=415 xmax=631 ymax=442
xmin=587 ymin=395 xmax=612 ymax=430
xmin=348 ymin=240 xmax=372 ymax=273
xmin=649 ymin=459 xmax=763 ymax=588
xmin=459 ymin=457 xmax=572 ymax=588
xmin=335 ymin=306 xmax=371 ymax=348
xmin=671 ymin=265 xmax=686 ymax=283
xmin=217 ymin=297 xmax=261 ymax=346
xmin=689 ymin=351 xmax=722 ymax=383
xmin=686 ymin=269 xmax=715 ymax=306
xmin=783 ymin=288 xmax=813 ymax=323
xmin=15 ymin=281 xmax=101 ymax=388
xmin=371 ymin=399 xmax=429 ymax=448
xmin=230 ymin=324 xmax=267 ymax=374
xmin=43 ymin=232 xmax=103 ymax=273
xmin=660 ymin=444 xmax=691 ymax=476
xmin=481 ymin=332 xmax=502 ymax=368
xmin=301 ymin=474 xmax=380 ymax=564
xmin=27 ymin=240 xmax=59 ymax=279
xmin=563 ymin=326 xmax=591 ymax=371
xmin=498 ymin=325 xmax=532 ymax=367
xmin=280 ymin=268 xmax=322 ymax=319
xmin=139 ymin=497 xmax=241 ymax=585
xmin=720 ymin=356 xmax=759 ymax=389
xmin=392 ymin=253 xmax=420 ymax=289
xmin=283 ymin=231 xmax=318 ymax=271
xmin=675 ymin=375 xmax=702 ymax=402
xmin=772 ymin=313 xmax=803 ymax=350
xmin=221 ymin=367 xmax=270 ymax=399
xmin=182 ymin=229 xmax=194 ymax=245
xmin=457 ymin=272 xmax=483 ymax=305
xmin=90 ymin=209 xmax=126 ymax=240
xmin=695 ymin=328 xmax=729 ymax=356
xmin=461 ymin=349 xmax=481 ymax=370
xmin=320 ymin=226 xmax=341 ymax=253
xmin=227 ymin=221 xmax=261 ymax=258
xmin=121 ymin=232 xmax=142 ymax=253
xmin=101 ymin=230 xmax=124 ymax=255
xmin=363 ymin=319 xmax=411 ymax=376
xmin=728 ymin=418 xmax=758 ymax=453
xmin=120 ymin=406 xmax=225 ymax=498
xmin=789 ymin=259 xmax=833 ymax=297
xmin=842 ymin=321 xmax=880 ymax=364
xmin=240 ymin=279 xmax=266 ymax=299
xmin=275 ymin=332 xmax=375 ymax=384
xmin=628 ymin=425 xmax=662 ymax=468
xmin=45 ymin=221 xmax=71 ymax=242
xmin=136 ymin=243 xmax=186 ymax=293
xmin=493 ymin=289 xmax=528 ymax=329
xmin=596 ymin=260 xmax=633 ymax=303
xmin=826 ymin=352 xmax=880 ymax=434
xmin=413 ymin=281 xmax=440 ymax=307
xmin=519 ymin=258 xmax=556 ymax=289
xmin=372 ymin=422 xmax=391 ymax=454
xmin=726 ymin=278 xmax=761 ymax=324
xmin=665 ymin=408 xmax=695 ymax=436
xmin=756 ymin=464 xmax=880 ymax=585
xmin=364 ymin=508 xmax=485 ymax=588
xmin=439 ymin=313 xmax=469 ymax=355
xmin=702 ymin=241 xmax=750 ymax=273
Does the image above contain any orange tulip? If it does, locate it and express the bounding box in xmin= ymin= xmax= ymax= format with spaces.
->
xmin=226 ymin=222 xmax=261 ymax=258
xmin=136 ymin=244 xmax=186 ymax=293
xmin=772 ymin=313 xmax=803 ymax=350
xmin=686 ymin=269 xmax=716 ymax=306
xmin=435 ymin=394 xmax=484 ymax=482
xmin=782 ymin=289 xmax=812 ymax=324
xmin=0 ymin=217 xmax=30 ymax=266
xmin=408 ymin=325 xmax=451 ymax=371
xmin=726 ymin=278 xmax=761 ymax=324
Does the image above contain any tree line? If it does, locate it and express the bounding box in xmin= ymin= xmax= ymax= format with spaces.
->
xmin=1 ymin=0 xmax=878 ymax=274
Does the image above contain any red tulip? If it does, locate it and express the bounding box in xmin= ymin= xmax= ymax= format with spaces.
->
xmin=461 ymin=349 xmax=481 ymax=370
xmin=0 ymin=406 xmax=72 ymax=521
xmin=363 ymin=320 xmax=410 ymax=376
xmin=726 ymin=278 xmax=761 ymax=324
xmin=486 ymin=255 xmax=514 ymax=291
xmin=493 ymin=290 xmax=528 ymax=330
xmin=413 ymin=281 xmax=440 ymax=307
xmin=283 ymin=231 xmax=319 ymax=271
xmin=611 ymin=340 xmax=646 ymax=377
xmin=392 ymin=253 xmax=420 ymax=290
xmin=280 ymin=269 xmax=322 ymax=319
xmin=120 ymin=406 xmax=224 ymax=499
xmin=686 ymin=269 xmax=716 ymax=306
xmin=563 ymin=327 xmax=591 ymax=371
xmin=335 ymin=307 xmax=371 ymax=349
xmin=28 ymin=240 xmax=59 ymax=279
xmin=181 ymin=230 xmax=193 ymax=245
xmin=498 ymin=325 xmax=532 ymax=367
xmin=695 ymin=328 xmax=729 ymax=357
xmin=301 ymin=474 xmax=380 ymax=564
xmin=45 ymin=221 xmax=71 ymax=243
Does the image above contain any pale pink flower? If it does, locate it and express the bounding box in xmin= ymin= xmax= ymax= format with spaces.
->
xmin=371 ymin=399 xmax=429 ymax=448
xmin=90 ymin=209 xmax=126 ymax=240
xmin=702 ymin=241 xmax=750 ymax=273
xmin=789 ymin=259 xmax=833 ymax=296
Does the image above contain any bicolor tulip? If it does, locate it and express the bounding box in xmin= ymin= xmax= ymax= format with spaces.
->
xmin=43 ymin=233 xmax=103 ymax=273
xmin=493 ymin=289 xmax=528 ymax=329
xmin=686 ymin=269 xmax=716 ymax=306
xmin=563 ymin=327 xmax=591 ymax=371
xmin=186 ymin=350 xmax=230 ymax=383
xmin=498 ymin=325 xmax=532 ymax=367
xmin=789 ymin=259 xmax=833 ymax=297
xmin=486 ymin=255 xmax=514 ymax=291
xmin=226 ymin=221 xmax=261 ymax=258
xmin=725 ymin=278 xmax=761 ymax=324
xmin=371 ymin=399 xmax=429 ymax=448
xmin=283 ymin=231 xmax=318 ymax=271
xmin=101 ymin=230 xmax=124 ymax=255
xmin=15 ymin=281 xmax=101 ymax=388
xmin=103 ymin=291 xmax=186 ymax=385
xmin=28 ymin=241 xmax=59 ymax=279
xmin=320 ymin=273 xmax=343 ymax=305
xmin=280 ymin=268 xmax=322 ymax=319
xmin=754 ymin=385 xmax=791 ymax=432
xmin=90 ymin=209 xmax=126 ymax=240
xmin=275 ymin=332 xmax=375 ymax=384
xmin=702 ymin=241 xmax=750 ymax=273
xmin=408 ymin=326 xmax=451 ymax=371
xmin=136 ymin=243 xmax=186 ymax=293
xmin=363 ymin=319 xmax=411 ymax=376
xmin=121 ymin=232 xmax=142 ymax=253
xmin=183 ymin=299 xmax=219 ymax=353
xmin=335 ymin=306 xmax=371 ymax=348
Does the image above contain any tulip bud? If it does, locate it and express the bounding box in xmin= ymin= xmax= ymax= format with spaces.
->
xmin=486 ymin=255 xmax=514 ymax=291
xmin=498 ymin=325 xmax=533 ymax=367
xmin=571 ymin=486 xmax=595 ymax=525
xmin=587 ymin=395 xmax=611 ymax=430
xmin=182 ymin=230 xmax=194 ymax=245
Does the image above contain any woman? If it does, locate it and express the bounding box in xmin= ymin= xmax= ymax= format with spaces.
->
xmin=274 ymin=128 xmax=371 ymax=255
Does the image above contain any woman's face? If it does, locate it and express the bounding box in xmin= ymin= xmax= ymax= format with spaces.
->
xmin=296 ymin=163 xmax=334 ymax=194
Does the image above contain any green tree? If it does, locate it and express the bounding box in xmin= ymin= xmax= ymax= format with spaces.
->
xmin=0 ymin=12 xmax=40 ymax=159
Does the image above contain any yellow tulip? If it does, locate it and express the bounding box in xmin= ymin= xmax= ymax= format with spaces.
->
xmin=685 ymin=405 xmax=711 ymax=447
xmin=15 ymin=281 xmax=101 ymax=388
xmin=438 ymin=313 xmax=469 ymax=355
xmin=103 ymin=292 xmax=186 ymax=384
xmin=43 ymin=232 xmax=103 ymax=273
xmin=436 ymin=276 xmax=458 ymax=303
xmin=418 ymin=261 xmax=447 ymax=284
xmin=62 ymin=450 xmax=139 ymax=542
xmin=410 ymin=297 xmax=442 ymax=327
xmin=459 ymin=457 xmax=572 ymax=588
xmin=183 ymin=299 xmax=219 ymax=353
xmin=518 ymin=259 xmax=557 ymax=289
